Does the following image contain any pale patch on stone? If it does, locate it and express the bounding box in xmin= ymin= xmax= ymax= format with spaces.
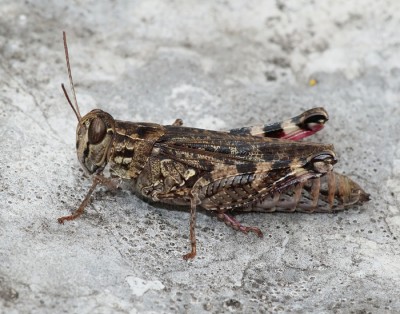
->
xmin=165 ymin=84 xmax=221 ymax=112
xmin=126 ymin=276 xmax=165 ymax=297
xmin=196 ymin=115 xmax=226 ymax=130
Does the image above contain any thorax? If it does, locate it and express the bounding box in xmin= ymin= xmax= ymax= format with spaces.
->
xmin=108 ymin=120 xmax=165 ymax=179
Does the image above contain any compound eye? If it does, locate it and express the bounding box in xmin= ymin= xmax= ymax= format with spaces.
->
xmin=88 ymin=118 xmax=106 ymax=144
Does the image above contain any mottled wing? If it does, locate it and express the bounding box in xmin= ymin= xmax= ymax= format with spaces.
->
xmin=155 ymin=125 xmax=334 ymax=172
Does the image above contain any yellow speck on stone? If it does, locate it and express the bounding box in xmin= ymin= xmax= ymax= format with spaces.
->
xmin=309 ymin=78 xmax=318 ymax=87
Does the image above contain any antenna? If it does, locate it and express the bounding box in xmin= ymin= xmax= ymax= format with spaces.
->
xmin=62 ymin=31 xmax=82 ymax=121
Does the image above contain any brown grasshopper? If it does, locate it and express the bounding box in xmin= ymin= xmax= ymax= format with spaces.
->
xmin=58 ymin=32 xmax=369 ymax=259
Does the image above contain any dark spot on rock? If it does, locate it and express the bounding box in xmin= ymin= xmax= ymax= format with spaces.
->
xmin=265 ymin=71 xmax=277 ymax=81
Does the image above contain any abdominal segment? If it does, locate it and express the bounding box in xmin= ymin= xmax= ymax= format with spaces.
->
xmin=251 ymin=171 xmax=369 ymax=213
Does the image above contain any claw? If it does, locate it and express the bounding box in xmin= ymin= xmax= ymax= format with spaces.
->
xmin=182 ymin=248 xmax=196 ymax=260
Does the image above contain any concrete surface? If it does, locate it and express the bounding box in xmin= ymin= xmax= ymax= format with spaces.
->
xmin=0 ymin=1 xmax=399 ymax=313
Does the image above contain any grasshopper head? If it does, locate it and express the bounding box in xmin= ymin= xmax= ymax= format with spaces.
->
xmin=76 ymin=109 xmax=115 ymax=174
xmin=61 ymin=32 xmax=116 ymax=175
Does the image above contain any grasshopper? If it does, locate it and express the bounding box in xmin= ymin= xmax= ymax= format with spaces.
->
xmin=58 ymin=32 xmax=369 ymax=259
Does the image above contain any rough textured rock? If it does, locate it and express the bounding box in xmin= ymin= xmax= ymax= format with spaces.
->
xmin=0 ymin=1 xmax=399 ymax=313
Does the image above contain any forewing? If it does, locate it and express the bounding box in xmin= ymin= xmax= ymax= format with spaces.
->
xmin=155 ymin=125 xmax=334 ymax=172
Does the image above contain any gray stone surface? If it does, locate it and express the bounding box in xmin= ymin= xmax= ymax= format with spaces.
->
xmin=0 ymin=1 xmax=399 ymax=313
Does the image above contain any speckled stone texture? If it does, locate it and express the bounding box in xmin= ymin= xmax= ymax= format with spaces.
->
xmin=0 ymin=1 xmax=399 ymax=313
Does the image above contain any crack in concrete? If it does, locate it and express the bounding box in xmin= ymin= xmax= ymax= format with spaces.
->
xmin=0 ymin=58 xmax=65 ymax=144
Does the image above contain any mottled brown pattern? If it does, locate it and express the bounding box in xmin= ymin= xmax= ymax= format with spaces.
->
xmin=109 ymin=122 xmax=165 ymax=179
